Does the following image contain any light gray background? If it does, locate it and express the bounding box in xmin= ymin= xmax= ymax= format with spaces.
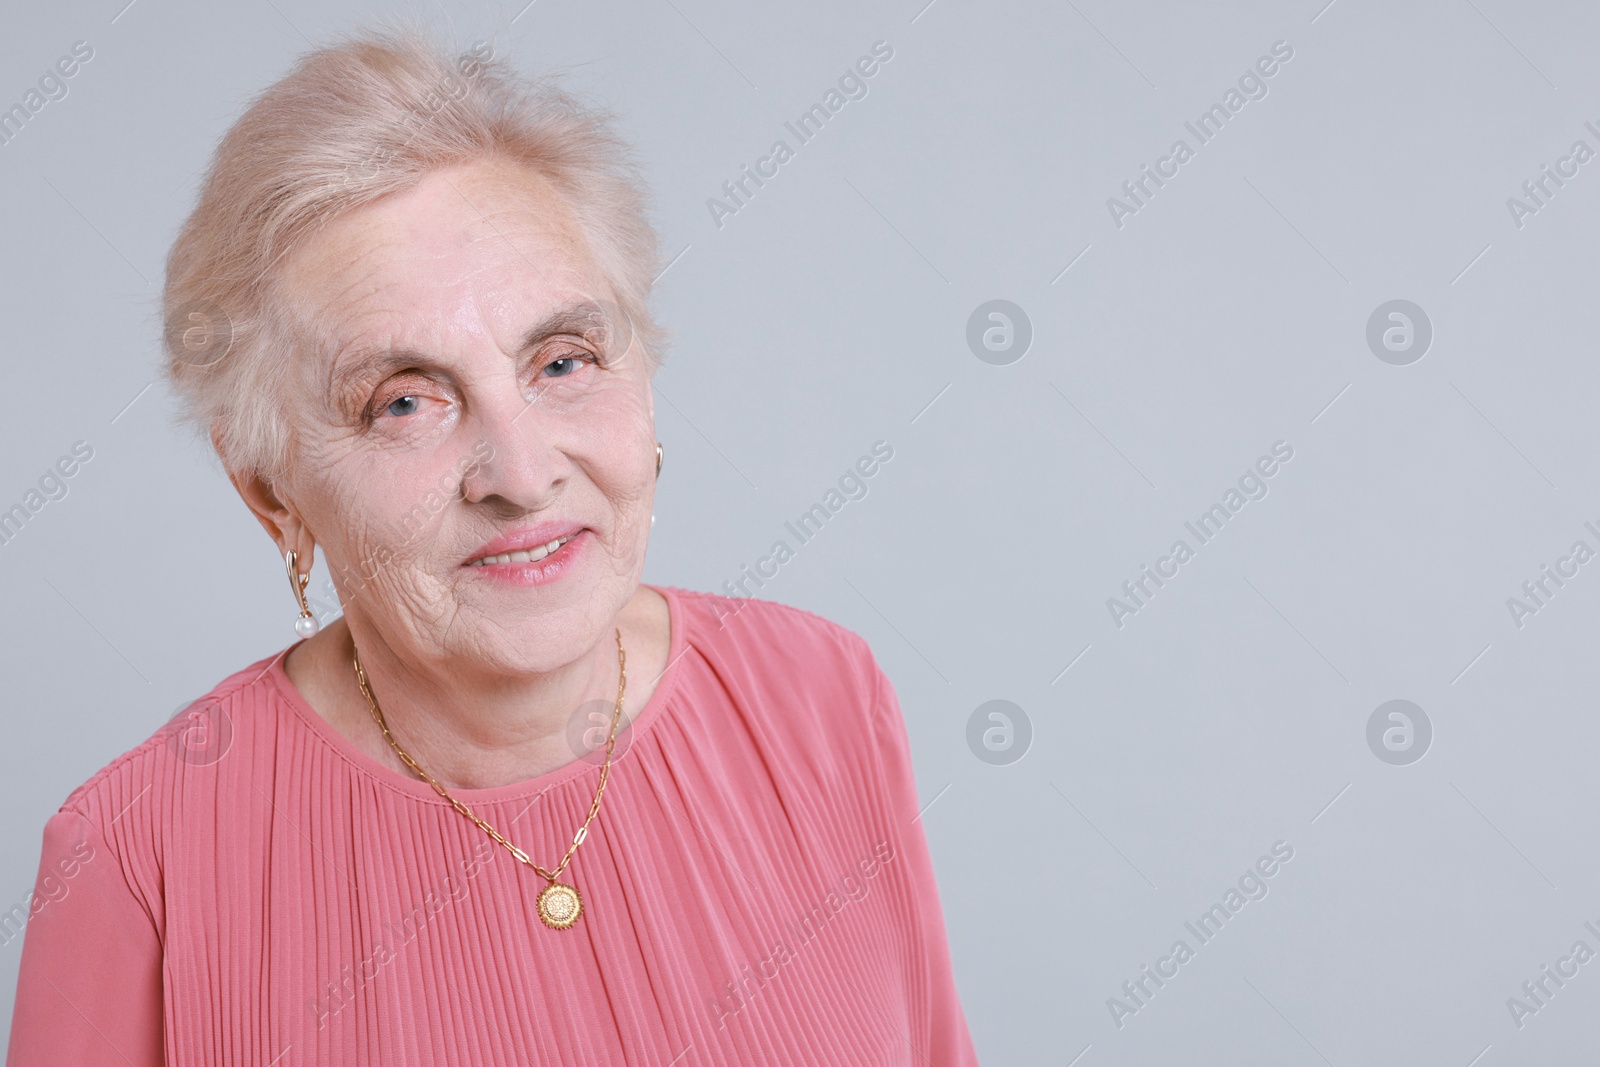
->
xmin=2 ymin=0 xmax=1597 ymax=1062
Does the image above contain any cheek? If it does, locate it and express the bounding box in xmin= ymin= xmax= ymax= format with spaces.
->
xmin=574 ymin=383 xmax=655 ymax=495
xmin=592 ymin=451 xmax=653 ymax=539
xmin=305 ymin=459 xmax=451 ymax=577
xmin=578 ymin=415 xmax=655 ymax=557
xmin=331 ymin=464 xmax=402 ymax=531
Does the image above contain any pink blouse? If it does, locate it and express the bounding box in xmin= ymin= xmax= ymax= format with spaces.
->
xmin=7 ymin=585 xmax=979 ymax=1065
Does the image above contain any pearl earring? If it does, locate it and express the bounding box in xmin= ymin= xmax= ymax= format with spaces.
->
xmin=285 ymin=549 xmax=320 ymax=638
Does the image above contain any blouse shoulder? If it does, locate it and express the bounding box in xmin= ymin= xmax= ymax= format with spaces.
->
xmin=664 ymin=586 xmax=892 ymax=761
xmin=25 ymin=650 xmax=284 ymax=942
xmin=55 ymin=651 xmax=282 ymax=833
xmin=670 ymin=586 xmax=878 ymax=680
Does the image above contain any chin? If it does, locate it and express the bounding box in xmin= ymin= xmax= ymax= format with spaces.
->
xmin=453 ymin=583 xmax=628 ymax=670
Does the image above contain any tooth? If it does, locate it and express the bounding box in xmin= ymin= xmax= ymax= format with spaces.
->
xmin=472 ymin=537 xmax=576 ymax=568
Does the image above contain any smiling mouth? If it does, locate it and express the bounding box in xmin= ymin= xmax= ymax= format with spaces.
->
xmin=466 ymin=533 xmax=577 ymax=567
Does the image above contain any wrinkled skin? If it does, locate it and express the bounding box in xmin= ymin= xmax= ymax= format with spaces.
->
xmin=228 ymin=158 xmax=669 ymax=789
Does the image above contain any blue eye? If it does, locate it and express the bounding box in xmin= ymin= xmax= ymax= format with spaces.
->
xmin=544 ymin=357 xmax=580 ymax=378
xmin=385 ymin=395 xmax=420 ymax=417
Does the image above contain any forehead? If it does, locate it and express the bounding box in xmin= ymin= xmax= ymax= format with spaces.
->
xmin=276 ymin=158 xmax=606 ymax=356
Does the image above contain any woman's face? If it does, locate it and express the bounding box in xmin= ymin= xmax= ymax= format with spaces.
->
xmin=271 ymin=158 xmax=656 ymax=675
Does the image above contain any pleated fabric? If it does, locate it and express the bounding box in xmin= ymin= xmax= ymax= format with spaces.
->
xmin=7 ymin=586 xmax=979 ymax=1066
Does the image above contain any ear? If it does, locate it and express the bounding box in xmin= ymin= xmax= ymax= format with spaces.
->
xmin=213 ymin=423 xmax=316 ymax=573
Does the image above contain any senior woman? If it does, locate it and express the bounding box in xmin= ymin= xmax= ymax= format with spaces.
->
xmin=7 ymin=27 xmax=977 ymax=1067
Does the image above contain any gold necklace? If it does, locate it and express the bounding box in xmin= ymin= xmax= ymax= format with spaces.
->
xmin=350 ymin=627 xmax=627 ymax=930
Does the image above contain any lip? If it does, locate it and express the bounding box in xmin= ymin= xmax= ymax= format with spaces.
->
xmin=464 ymin=522 xmax=587 ymax=566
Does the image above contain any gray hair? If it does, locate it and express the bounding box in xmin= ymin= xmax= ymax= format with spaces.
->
xmin=161 ymin=24 xmax=665 ymax=482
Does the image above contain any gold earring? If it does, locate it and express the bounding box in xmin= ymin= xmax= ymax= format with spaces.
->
xmin=655 ymin=442 xmax=663 ymax=479
xmin=285 ymin=549 xmax=319 ymax=638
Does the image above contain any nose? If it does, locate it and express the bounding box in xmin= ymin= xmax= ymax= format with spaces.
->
xmin=458 ymin=389 xmax=568 ymax=512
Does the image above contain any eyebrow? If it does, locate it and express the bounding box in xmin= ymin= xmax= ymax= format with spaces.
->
xmin=327 ymin=299 xmax=612 ymax=398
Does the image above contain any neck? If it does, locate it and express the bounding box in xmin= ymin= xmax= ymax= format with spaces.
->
xmin=287 ymin=586 xmax=670 ymax=790
xmin=353 ymin=620 xmax=620 ymax=790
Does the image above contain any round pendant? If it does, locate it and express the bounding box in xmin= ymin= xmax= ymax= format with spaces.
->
xmin=536 ymin=881 xmax=583 ymax=929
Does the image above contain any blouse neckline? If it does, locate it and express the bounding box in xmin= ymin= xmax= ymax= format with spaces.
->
xmin=264 ymin=582 xmax=687 ymax=806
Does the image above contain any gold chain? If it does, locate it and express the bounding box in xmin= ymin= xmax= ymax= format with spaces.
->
xmin=351 ymin=627 xmax=627 ymax=884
